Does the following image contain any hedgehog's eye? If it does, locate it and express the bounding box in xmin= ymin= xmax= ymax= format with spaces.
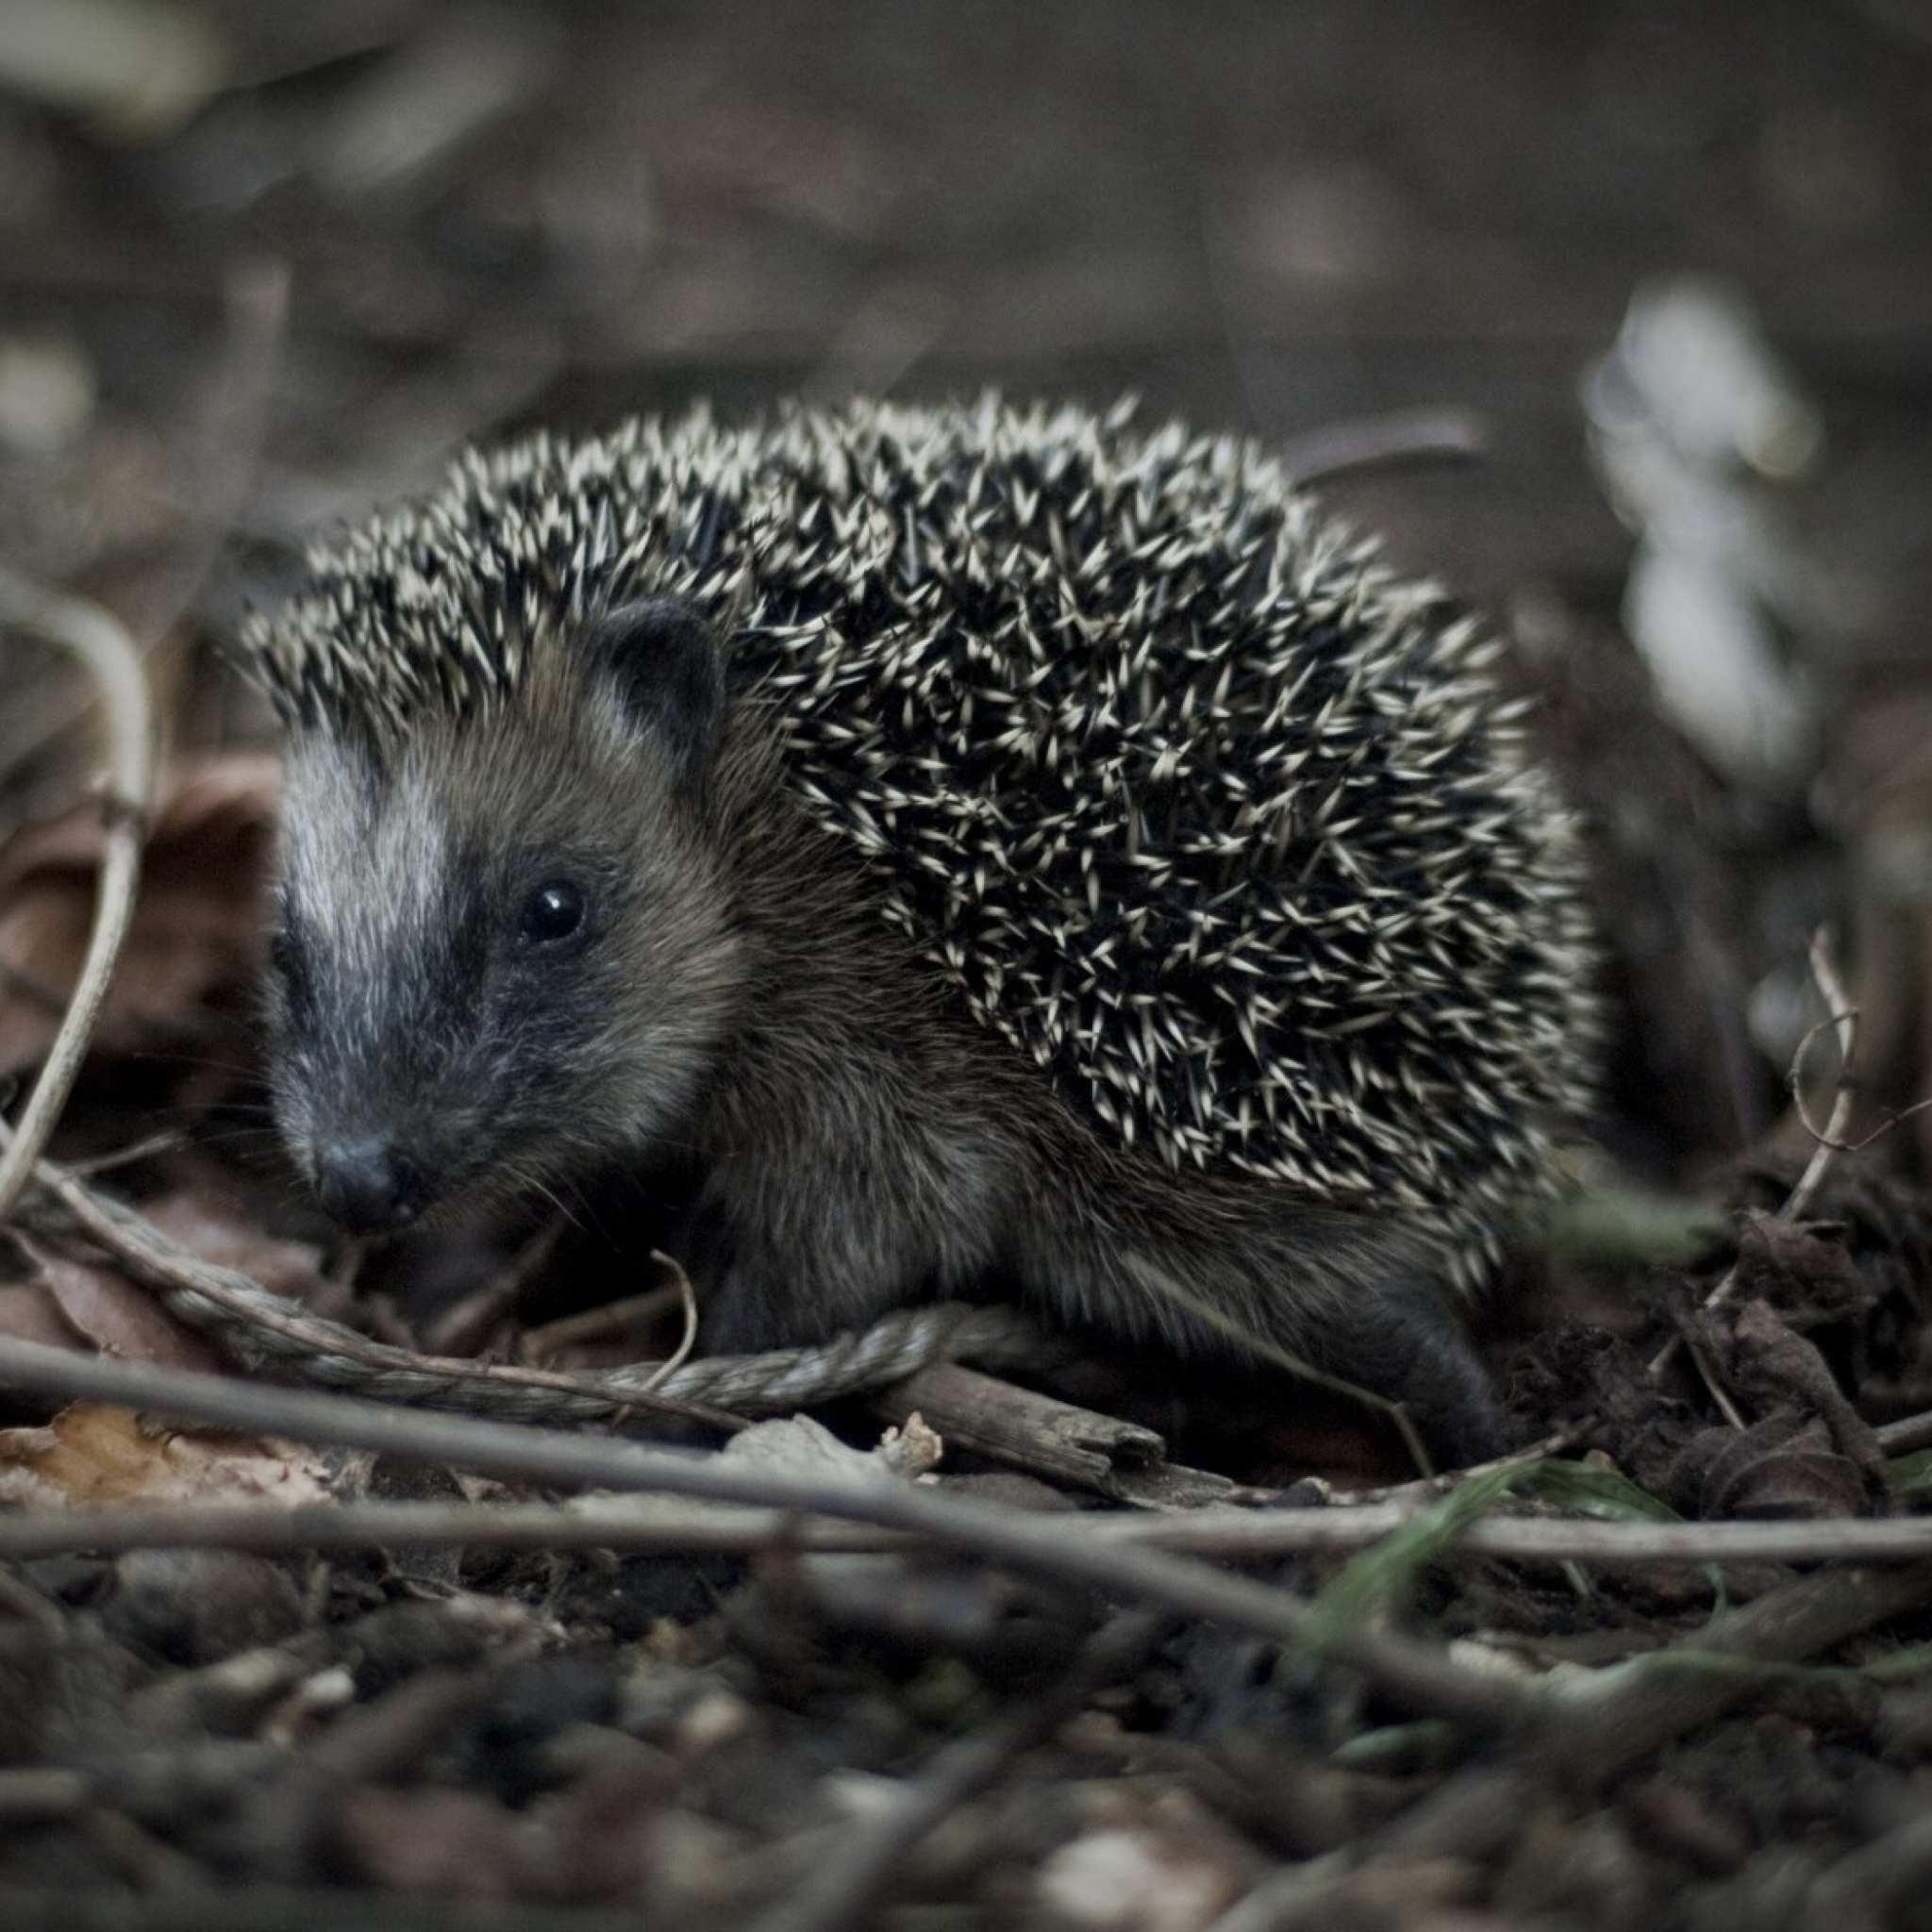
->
xmin=267 ymin=930 xmax=296 ymax=979
xmin=520 ymin=880 xmax=586 ymax=945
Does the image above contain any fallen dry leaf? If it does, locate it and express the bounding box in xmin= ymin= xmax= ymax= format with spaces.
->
xmin=1710 ymin=1297 xmax=1887 ymax=1486
xmin=140 ymin=1184 xmax=331 ymax=1305
xmin=0 ymin=1399 xmax=332 ymax=1508
xmin=0 ymin=749 xmax=279 ymax=1076
xmin=1730 ymin=1211 xmax=1879 ymax=1327
xmin=15 ymin=1228 xmax=224 ymax=1373
xmin=1669 ymin=1407 xmax=1871 ymax=1523
xmin=0 ymin=1277 xmax=85 ymax=1352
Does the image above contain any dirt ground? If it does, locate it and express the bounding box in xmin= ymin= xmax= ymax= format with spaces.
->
xmin=4 ymin=2 xmax=1932 ymax=1926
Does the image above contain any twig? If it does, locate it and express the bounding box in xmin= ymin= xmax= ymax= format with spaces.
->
xmin=1116 ymin=1508 xmax=1932 ymax=1568
xmin=637 ymin=1248 xmax=699 ymax=1391
xmin=1329 ymin=1424 xmax=1591 ymax=1507
xmin=0 ymin=573 xmax=154 ymax=1224
xmin=1780 ymin=928 xmax=1858 ymax=1226
xmin=0 ymin=1335 xmax=1538 ymax=1741
xmin=872 ymin=1360 xmax=1178 ymax=1498
xmin=0 ymin=1496 xmax=891 ymax=1562
xmin=1649 ymin=925 xmax=1857 ymax=1396
xmin=1878 ymin=1410 xmax=1932 ymax=1455
xmin=1685 ymin=1331 xmax=1749 ymax=1431
xmin=516 ymin=1280 xmax=681 ymax=1357
xmin=17 ymin=1492 xmax=1932 ymax=1569
xmin=0 ymin=1888 xmax=642 ymax=1932
xmin=1546 ymin=1558 xmax=1932 ymax=1790
xmin=1781 ymin=1097 xmax=1932 ymax=1162
xmin=10 ymin=1142 xmax=743 ymax=1433
xmin=1700 ymin=927 xmax=1856 ymax=1317
xmin=745 ymin=1609 xmax=1167 ymax=1932
xmin=423 ymin=1215 xmax=567 ymax=1356
xmin=0 ymin=260 xmax=288 ymax=793
xmin=12 ymin=1145 xmax=1044 ymax=1426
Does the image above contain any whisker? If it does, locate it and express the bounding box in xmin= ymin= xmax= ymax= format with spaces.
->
xmin=495 ymin=1158 xmax=588 ymax=1235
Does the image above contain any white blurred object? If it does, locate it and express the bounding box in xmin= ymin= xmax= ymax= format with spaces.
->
xmin=309 ymin=5 xmax=558 ymax=200
xmin=1603 ymin=277 xmax=1822 ymax=477
xmin=1585 ymin=276 xmax=1825 ymax=790
xmin=0 ymin=0 xmax=225 ymax=138
xmin=718 ymin=1411 xmax=924 ymax=1481
xmin=0 ymin=334 xmax=95 ymax=455
xmin=1037 ymin=1825 xmax=1238 ymax=1932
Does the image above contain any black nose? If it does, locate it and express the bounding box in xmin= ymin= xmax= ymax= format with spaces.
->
xmin=313 ymin=1136 xmax=425 ymax=1235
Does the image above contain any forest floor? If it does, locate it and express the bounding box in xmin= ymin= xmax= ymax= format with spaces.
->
xmin=3 ymin=3 xmax=1932 ymax=1926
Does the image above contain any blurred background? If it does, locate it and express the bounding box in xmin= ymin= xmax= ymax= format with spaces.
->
xmin=2 ymin=0 xmax=1931 ymax=1186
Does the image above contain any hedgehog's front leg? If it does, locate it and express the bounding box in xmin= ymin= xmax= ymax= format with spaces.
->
xmin=683 ymin=1006 xmax=1016 ymax=1355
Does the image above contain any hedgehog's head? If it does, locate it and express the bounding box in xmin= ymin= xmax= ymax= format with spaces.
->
xmin=260 ymin=595 xmax=746 ymax=1235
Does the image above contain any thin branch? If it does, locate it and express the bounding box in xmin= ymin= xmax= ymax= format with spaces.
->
xmin=638 ymin=1248 xmax=699 ymax=1391
xmin=515 ymin=1280 xmax=682 ymax=1358
xmin=1112 ymin=1507 xmax=1932 ymax=1568
xmin=1785 ymin=1097 xmax=1932 ymax=1161
xmin=1332 ymin=1424 xmax=1591 ymax=1507
xmin=1686 ymin=1331 xmax=1749 ymax=1431
xmin=16 ymin=1492 xmax=1932 ymax=1569
xmin=0 ymin=1335 xmax=1537 ymax=1741
xmin=13 ymin=1145 xmax=1041 ymax=1428
xmin=9 ymin=1142 xmax=744 ymax=1433
xmin=1879 ymin=1410 xmax=1932 ymax=1455
xmin=1781 ymin=927 xmax=1859 ymax=1225
xmin=1546 ymin=1559 xmax=1932 ymax=1790
xmin=0 ymin=573 xmax=154 ymax=1224
xmin=0 ymin=260 xmax=286 ymax=785
xmin=1650 ymin=925 xmax=1858 ymax=1395
xmin=422 ymin=1215 xmax=568 ymax=1356
xmin=873 ymin=1360 xmax=1174 ymax=1497
xmin=0 ymin=1886 xmax=641 ymax=1932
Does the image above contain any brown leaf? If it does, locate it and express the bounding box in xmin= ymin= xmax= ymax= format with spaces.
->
xmin=0 ymin=1276 xmax=86 ymax=1351
xmin=1710 ymin=1298 xmax=1886 ymax=1483
xmin=0 ymin=750 xmax=279 ymax=1076
xmin=1730 ymin=1210 xmax=1878 ymax=1328
xmin=16 ymin=1230 xmax=223 ymax=1373
xmin=1668 ymin=1407 xmax=1870 ymax=1521
xmin=1505 ymin=1327 xmax=1699 ymax=1498
xmin=0 ymin=1400 xmax=331 ymax=1508
xmin=139 ymin=1186 xmax=331 ymax=1305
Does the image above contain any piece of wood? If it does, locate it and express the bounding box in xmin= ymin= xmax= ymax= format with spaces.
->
xmin=874 ymin=1360 xmax=1268 ymax=1508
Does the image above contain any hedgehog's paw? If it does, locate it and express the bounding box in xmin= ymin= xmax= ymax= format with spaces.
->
xmin=1313 ymin=1287 xmax=1507 ymax=1470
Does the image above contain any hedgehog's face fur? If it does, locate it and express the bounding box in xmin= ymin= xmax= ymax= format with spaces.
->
xmin=264 ymin=599 xmax=745 ymax=1235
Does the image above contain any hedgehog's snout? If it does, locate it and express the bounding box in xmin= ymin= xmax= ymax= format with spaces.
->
xmin=313 ymin=1133 xmax=429 ymax=1236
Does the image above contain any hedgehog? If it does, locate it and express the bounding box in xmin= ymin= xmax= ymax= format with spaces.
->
xmin=241 ymin=395 xmax=1596 ymax=1460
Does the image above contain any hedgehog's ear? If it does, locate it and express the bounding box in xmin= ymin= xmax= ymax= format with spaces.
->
xmin=584 ymin=596 xmax=725 ymax=797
